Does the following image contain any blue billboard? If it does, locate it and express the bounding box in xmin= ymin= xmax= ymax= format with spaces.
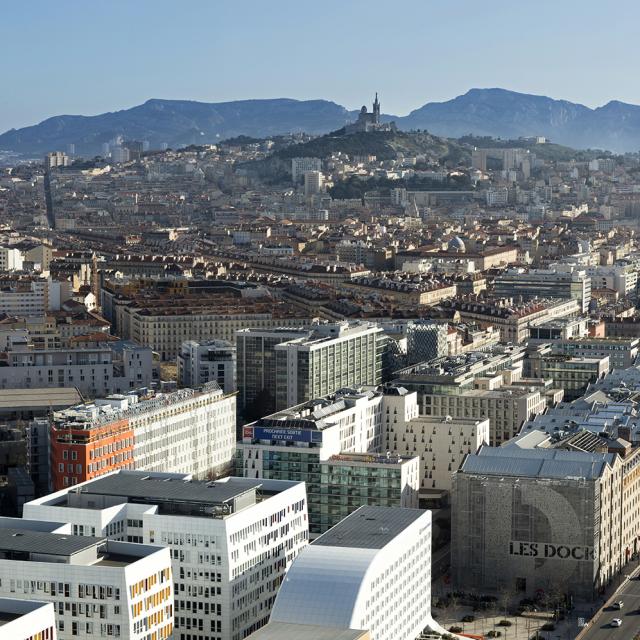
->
xmin=248 ymin=426 xmax=323 ymax=444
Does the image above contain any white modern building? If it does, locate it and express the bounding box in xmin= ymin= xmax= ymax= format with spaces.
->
xmin=177 ymin=339 xmax=236 ymax=393
xmin=0 ymin=598 xmax=57 ymax=640
xmin=24 ymin=470 xmax=309 ymax=640
xmin=0 ymin=277 xmax=72 ymax=316
xmin=270 ymin=505 xmax=435 ymax=640
xmin=0 ymin=517 xmax=174 ymax=640
xmin=0 ymin=246 xmax=25 ymax=271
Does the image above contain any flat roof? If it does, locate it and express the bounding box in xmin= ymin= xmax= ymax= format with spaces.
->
xmin=0 ymin=387 xmax=81 ymax=410
xmin=313 ymin=505 xmax=426 ymax=550
xmin=0 ymin=528 xmax=104 ymax=557
xmin=246 ymin=622 xmax=368 ymax=640
xmin=75 ymin=472 xmax=264 ymax=506
xmin=0 ymin=612 xmax=20 ymax=627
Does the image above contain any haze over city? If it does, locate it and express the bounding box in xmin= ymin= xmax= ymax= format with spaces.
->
xmin=2 ymin=4 xmax=640 ymax=640
xmin=2 ymin=0 xmax=640 ymax=131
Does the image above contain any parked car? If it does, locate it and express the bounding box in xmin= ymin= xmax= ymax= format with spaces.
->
xmin=611 ymin=618 xmax=622 ymax=628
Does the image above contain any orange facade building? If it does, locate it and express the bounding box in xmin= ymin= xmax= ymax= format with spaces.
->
xmin=50 ymin=418 xmax=134 ymax=490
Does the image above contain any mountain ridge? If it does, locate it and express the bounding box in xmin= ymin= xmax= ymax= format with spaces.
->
xmin=2 ymin=88 xmax=640 ymax=156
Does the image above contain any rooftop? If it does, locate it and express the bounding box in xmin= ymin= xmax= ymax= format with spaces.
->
xmin=245 ymin=622 xmax=368 ymax=640
xmin=0 ymin=528 xmax=104 ymax=558
xmin=71 ymin=472 xmax=264 ymax=514
xmin=313 ymin=505 xmax=426 ymax=550
xmin=461 ymin=445 xmax=615 ymax=481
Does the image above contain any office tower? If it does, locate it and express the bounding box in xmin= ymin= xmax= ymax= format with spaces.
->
xmin=0 ymin=517 xmax=174 ymax=640
xmin=237 ymin=321 xmax=383 ymax=414
xmin=239 ymin=386 xmax=420 ymax=534
xmin=49 ymin=383 xmax=235 ymax=490
xmin=24 ymin=470 xmax=309 ymax=640
xmin=493 ymin=268 xmax=591 ymax=313
xmin=270 ymin=506 xmax=434 ymax=640
xmin=291 ymin=157 xmax=322 ymax=182
xmin=304 ymin=170 xmax=323 ymax=196
xmin=177 ymin=339 xmax=236 ymax=393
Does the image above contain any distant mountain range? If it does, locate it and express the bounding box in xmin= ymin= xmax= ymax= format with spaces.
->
xmin=2 ymin=88 xmax=640 ymax=156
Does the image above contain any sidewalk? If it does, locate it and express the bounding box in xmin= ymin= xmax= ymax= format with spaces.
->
xmin=432 ymin=604 xmax=593 ymax=640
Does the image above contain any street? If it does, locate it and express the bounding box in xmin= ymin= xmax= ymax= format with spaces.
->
xmin=579 ymin=577 xmax=640 ymax=640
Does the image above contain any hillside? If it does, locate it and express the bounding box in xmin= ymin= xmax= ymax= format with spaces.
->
xmin=0 ymin=98 xmax=369 ymax=157
xmin=3 ymin=89 xmax=640 ymax=156
xmin=240 ymin=130 xmax=472 ymax=182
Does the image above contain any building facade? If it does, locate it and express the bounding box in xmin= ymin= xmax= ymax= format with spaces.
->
xmin=24 ymin=471 xmax=309 ymax=640
xmin=49 ymin=383 xmax=235 ymax=490
xmin=0 ymin=517 xmax=174 ymax=640
xmin=177 ymin=339 xmax=236 ymax=393
xmin=270 ymin=506 xmax=434 ymax=640
xmin=237 ymin=322 xmax=382 ymax=414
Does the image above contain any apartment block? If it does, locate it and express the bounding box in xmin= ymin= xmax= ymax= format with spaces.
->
xmin=385 ymin=415 xmax=489 ymax=494
xmin=0 ymin=340 xmax=153 ymax=398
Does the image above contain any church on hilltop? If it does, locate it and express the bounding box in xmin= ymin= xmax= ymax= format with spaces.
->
xmin=344 ymin=93 xmax=397 ymax=134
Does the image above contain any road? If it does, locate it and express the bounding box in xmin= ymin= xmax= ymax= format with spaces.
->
xmin=580 ymin=576 xmax=640 ymax=640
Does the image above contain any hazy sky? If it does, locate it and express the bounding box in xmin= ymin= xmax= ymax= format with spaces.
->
xmin=2 ymin=0 xmax=639 ymax=132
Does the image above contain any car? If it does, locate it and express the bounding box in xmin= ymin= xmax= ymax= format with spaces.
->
xmin=613 ymin=601 xmax=624 ymax=610
xmin=611 ymin=618 xmax=622 ymax=627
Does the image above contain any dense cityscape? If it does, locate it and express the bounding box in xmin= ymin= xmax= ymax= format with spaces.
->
xmin=4 ymin=3 xmax=640 ymax=640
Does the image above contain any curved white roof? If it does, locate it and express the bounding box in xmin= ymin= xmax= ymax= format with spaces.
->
xmin=271 ymin=546 xmax=376 ymax=628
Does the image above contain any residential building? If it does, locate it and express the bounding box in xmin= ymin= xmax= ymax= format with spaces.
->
xmin=177 ymin=339 xmax=236 ymax=393
xmin=24 ymin=471 xmax=308 ymax=640
xmin=45 ymin=151 xmax=69 ymax=169
xmin=0 ymin=277 xmax=72 ymax=316
xmin=385 ymin=415 xmax=489 ymax=495
xmin=0 ymin=245 xmax=24 ymax=271
xmin=0 ymin=517 xmax=174 ymax=640
xmin=586 ymin=264 xmax=638 ymax=297
xmin=270 ymin=505 xmax=434 ymax=640
xmin=237 ymin=322 xmax=382 ymax=414
xmin=0 ymin=340 xmax=153 ymax=398
xmin=304 ymin=171 xmax=323 ymax=196
xmin=49 ymin=383 xmax=235 ymax=490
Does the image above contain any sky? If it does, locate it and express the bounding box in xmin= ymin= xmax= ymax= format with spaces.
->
xmin=1 ymin=0 xmax=639 ymax=132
